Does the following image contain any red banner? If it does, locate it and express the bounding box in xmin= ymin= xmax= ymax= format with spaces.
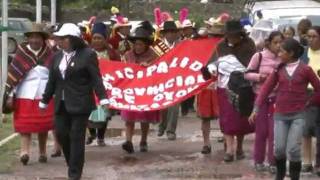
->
xmin=99 ymin=38 xmax=219 ymax=111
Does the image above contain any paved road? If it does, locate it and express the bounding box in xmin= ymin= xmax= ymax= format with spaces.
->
xmin=0 ymin=113 xmax=318 ymax=180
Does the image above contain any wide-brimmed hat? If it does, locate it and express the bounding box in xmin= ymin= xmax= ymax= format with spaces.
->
xmin=182 ymin=19 xmax=195 ymax=29
xmin=205 ymin=13 xmax=230 ymax=35
xmin=53 ymin=23 xmax=81 ymax=37
xmin=225 ymin=20 xmax=245 ymax=34
xmin=113 ymin=16 xmax=131 ymax=29
xmin=128 ymin=28 xmax=153 ymax=43
xmin=160 ymin=21 xmax=178 ymax=32
xmin=204 ymin=17 xmax=216 ymax=27
xmin=24 ymin=23 xmax=49 ymax=39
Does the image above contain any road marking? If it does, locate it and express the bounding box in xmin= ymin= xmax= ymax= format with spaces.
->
xmin=0 ymin=133 xmax=18 ymax=147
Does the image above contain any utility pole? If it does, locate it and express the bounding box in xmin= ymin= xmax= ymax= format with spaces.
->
xmin=1 ymin=0 xmax=9 ymax=124
xmin=51 ymin=0 xmax=56 ymax=25
xmin=36 ymin=0 xmax=42 ymax=23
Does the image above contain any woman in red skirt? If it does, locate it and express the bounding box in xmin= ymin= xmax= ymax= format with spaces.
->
xmin=4 ymin=24 xmax=54 ymax=165
xmin=121 ymin=21 xmax=161 ymax=153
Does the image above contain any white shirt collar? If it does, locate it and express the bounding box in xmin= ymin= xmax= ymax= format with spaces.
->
xmin=26 ymin=44 xmax=41 ymax=56
xmin=62 ymin=50 xmax=76 ymax=56
xmin=164 ymin=38 xmax=176 ymax=49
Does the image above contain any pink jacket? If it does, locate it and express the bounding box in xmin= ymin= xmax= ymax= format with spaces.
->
xmin=255 ymin=62 xmax=320 ymax=114
xmin=245 ymin=49 xmax=281 ymax=94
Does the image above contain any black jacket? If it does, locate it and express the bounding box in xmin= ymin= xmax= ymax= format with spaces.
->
xmin=41 ymin=48 xmax=107 ymax=114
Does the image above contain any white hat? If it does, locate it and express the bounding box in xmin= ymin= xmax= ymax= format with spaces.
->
xmin=182 ymin=19 xmax=195 ymax=28
xmin=53 ymin=23 xmax=81 ymax=37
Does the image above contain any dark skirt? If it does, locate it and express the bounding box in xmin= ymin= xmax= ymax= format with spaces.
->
xmin=217 ymin=88 xmax=254 ymax=135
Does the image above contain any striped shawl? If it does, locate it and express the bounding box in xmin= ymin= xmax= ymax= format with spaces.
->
xmin=5 ymin=42 xmax=53 ymax=94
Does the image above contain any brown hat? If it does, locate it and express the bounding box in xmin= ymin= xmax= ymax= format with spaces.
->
xmin=24 ymin=23 xmax=49 ymax=39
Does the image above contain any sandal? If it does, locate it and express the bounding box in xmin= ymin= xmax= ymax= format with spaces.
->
xmin=139 ymin=142 xmax=148 ymax=152
xmin=20 ymin=154 xmax=29 ymax=165
xmin=39 ymin=155 xmax=47 ymax=163
xmin=201 ymin=145 xmax=212 ymax=154
xmin=236 ymin=151 xmax=245 ymax=160
xmin=223 ymin=153 xmax=234 ymax=162
xmin=122 ymin=141 xmax=134 ymax=154
xmin=51 ymin=150 xmax=62 ymax=158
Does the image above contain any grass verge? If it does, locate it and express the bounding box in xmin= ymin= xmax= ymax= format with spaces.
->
xmin=0 ymin=115 xmax=19 ymax=173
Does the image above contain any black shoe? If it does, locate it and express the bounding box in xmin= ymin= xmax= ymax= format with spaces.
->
xmin=157 ymin=130 xmax=165 ymax=137
xmin=201 ymin=145 xmax=211 ymax=154
xmin=217 ymin=137 xmax=224 ymax=143
xmin=301 ymin=164 xmax=313 ymax=173
xmin=181 ymin=110 xmax=188 ymax=116
xmin=122 ymin=141 xmax=134 ymax=154
xmin=97 ymin=139 xmax=106 ymax=147
xmin=140 ymin=142 xmax=148 ymax=152
xmin=289 ymin=161 xmax=301 ymax=180
xmin=223 ymin=153 xmax=234 ymax=162
xmin=315 ymin=166 xmax=320 ymax=177
xmin=167 ymin=132 xmax=176 ymax=140
xmin=39 ymin=155 xmax=47 ymax=163
xmin=236 ymin=151 xmax=245 ymax=160
xmin=51 ymin=150 xmax=62 ymax=158
xmin=20 ymin=154 xmax=29 ymax=165
xmin=275 ymin=158 xmax=287 ymax=180
xmin=86 ymin=136 xmax=95 ymax=145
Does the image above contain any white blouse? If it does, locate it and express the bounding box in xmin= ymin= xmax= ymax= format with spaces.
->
xmin=16 ymin=65 xmax=49 ymax=100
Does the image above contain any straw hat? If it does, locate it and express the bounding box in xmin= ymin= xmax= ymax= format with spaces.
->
xmin=24 ymin=23 xmax=49 ymax=39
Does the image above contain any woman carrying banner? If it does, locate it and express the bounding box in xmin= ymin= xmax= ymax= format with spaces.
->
xmin=86 ymin=22 xmax=120 ymax=146
xmin=121 ymin=21 xmax=161 ymax=153
xmin=203 ymin=20 xmax=256 ymax=162
xmin=39 ymin=23 xmax=109 ymax=180
xmin=3 ymin=23 xmax=54 ymax=165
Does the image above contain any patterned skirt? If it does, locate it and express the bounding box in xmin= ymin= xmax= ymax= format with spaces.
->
xmin=14 ymin=98 xmax=54 ymax=133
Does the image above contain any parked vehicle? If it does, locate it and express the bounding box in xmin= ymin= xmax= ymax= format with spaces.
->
xmin=0 ymin=17 xmax=33 ymax=53
xmin=243 ymin=0 xmax=320 ymax=28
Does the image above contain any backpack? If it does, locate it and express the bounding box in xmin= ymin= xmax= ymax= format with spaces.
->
xmin=227 ymin=53 xmax=262 ymax=117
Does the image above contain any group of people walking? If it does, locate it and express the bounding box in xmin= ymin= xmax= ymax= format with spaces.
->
xmin=3 ymin=6 xmax=320 ymax=180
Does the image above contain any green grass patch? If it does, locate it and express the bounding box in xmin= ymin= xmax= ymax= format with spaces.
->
xmin=0 ymin=114 xmax=14 ymax=140
xmin=0 ymin=115 xmax=19 ymax=173
xmin=0 ymin=137 xmax=19 ymax=173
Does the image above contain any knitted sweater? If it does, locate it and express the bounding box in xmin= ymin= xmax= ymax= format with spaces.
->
xmin=255 ymin=61 xmax=320 ymax=114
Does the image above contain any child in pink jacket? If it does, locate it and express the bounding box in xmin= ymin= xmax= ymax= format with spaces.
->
xmin=245 ymin=31 xmax=284 ymax=173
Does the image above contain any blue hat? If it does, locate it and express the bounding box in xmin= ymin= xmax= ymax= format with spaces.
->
xmin=92 ymin=22 xmax=107 ymax=38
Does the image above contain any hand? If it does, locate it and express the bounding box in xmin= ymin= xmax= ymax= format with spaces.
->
xmin=259 ymin=74 xmax=267 ymax=82
xmin=102 ymin=104 xmax=109 ymax=110
xmin=5 ymin=96 xmax=14 ymax=110
xmin=38 ymin=102 xmax=48 ymax=113
xmin=201 ymin=67 xmax=212 ymax=80
xmin=248 ymin=111 xmax=257 ymax=125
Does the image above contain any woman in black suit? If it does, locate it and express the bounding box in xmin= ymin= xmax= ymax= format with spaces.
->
xmin=39 ymin=23 xmax=108 ymax=180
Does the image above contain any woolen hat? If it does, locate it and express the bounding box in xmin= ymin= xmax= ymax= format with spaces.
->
xmin=92 ymin=22 xmax=107 ymax=38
